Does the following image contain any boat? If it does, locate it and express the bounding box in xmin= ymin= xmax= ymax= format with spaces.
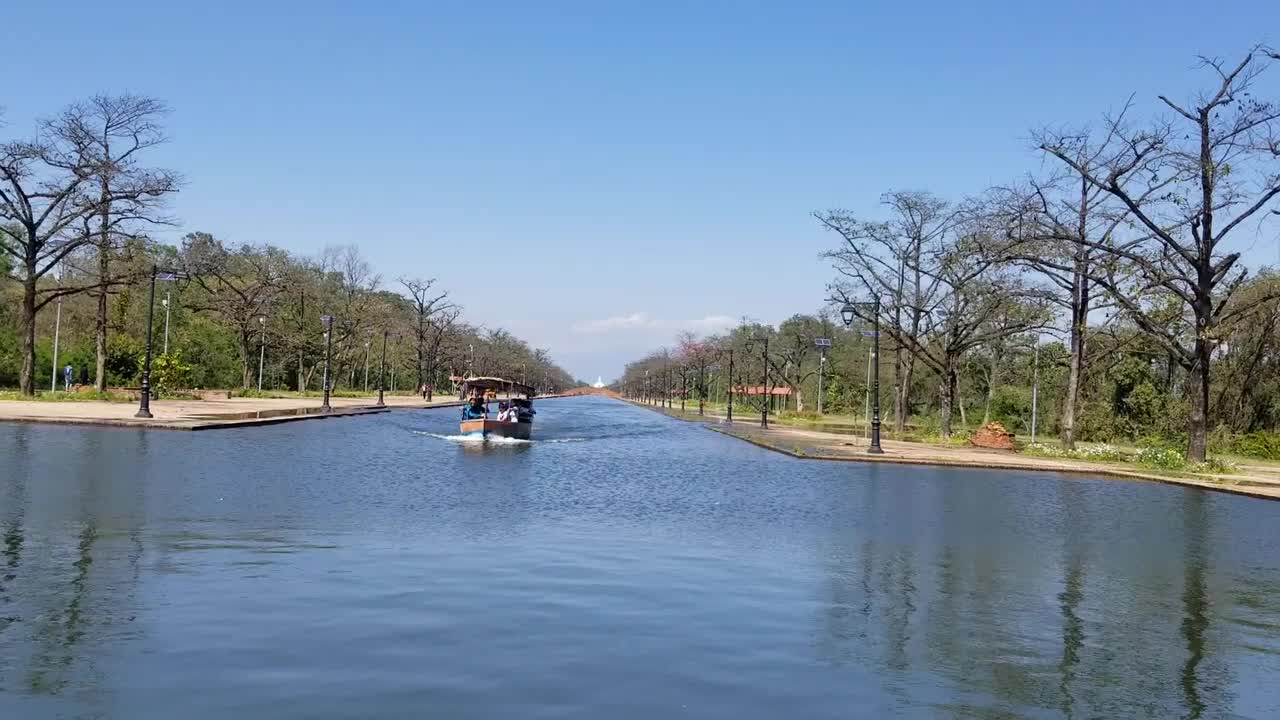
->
xmin=458 ymin=376 xmax=536 ymax=440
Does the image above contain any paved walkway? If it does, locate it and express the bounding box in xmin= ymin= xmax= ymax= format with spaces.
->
xmin=0 ymin=394 xmax=471 ymax=430
xmin=639 ymin=402 xmax=1280 ymax=501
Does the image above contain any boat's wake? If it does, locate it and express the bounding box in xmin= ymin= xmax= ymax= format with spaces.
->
xmin=413 ymin=431 xmax=586 ymax=445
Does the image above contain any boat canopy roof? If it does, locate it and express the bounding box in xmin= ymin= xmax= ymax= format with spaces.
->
xmin=462 ymin=376 xmax=535 ymax=395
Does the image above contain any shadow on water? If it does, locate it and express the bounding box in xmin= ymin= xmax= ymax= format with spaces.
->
xmin=0 ymin=427 xmax=150 ymax=712
xmin=814 ymin=465 xmax=1253 ymax=719
xmin=1180 ymin=492 xmax=1210 ymax=720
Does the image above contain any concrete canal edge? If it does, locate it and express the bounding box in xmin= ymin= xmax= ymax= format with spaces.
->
xmin=0 ymin=406 xmax=390 ymax=432
xmin=626 ymin=399 xmax=1280 ymax=503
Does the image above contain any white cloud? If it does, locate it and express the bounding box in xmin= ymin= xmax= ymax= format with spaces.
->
xmin=679 ymin=315 xmax=737 ymax=334
xmin=571 ymin=312 xmax=659 ymax=334
xmin=570 ymin=312 xmax=738 ymax=338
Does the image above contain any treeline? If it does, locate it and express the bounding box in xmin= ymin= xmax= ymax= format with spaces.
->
xmin=0 ymin=96 xmax=576 ymax=397
xmin=620 ymin=46 xmax=1280 ymax=461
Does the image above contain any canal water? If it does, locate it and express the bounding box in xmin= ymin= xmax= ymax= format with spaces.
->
xmin=2 ymin=396 xmax=1279 ymax=718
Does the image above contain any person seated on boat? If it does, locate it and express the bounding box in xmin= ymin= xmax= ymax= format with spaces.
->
xmin=462 ymin=397 xmax=487 ymax=420
xmin=497 ymin=402 xmax=517 ymax=422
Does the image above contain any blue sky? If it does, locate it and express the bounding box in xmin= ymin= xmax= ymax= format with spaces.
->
xmin=6 ymin=1 xmax=1278 ymax=379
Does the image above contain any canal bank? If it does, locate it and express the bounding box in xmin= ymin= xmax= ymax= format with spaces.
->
xmin=628 ymin=399 xmax=1280 ymax=501
xmin=0 ymin=392 xmax=568 ymax=431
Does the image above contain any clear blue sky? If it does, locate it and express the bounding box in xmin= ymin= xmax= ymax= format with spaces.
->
xmin=7 ymin=1 xmax=1278 ymax=379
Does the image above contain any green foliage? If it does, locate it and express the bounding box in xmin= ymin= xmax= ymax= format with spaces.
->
xmin=144 ymin=352 xmax=194 ymax=395
xmin=0 ymin=389 xmax=132 ymax=403
xmin=1207 ymin=426 xmax=1280 ymax=461
xmin=988 ymin=386 xmax=1032 ymax=432
xmin=106 ymin=337 xmax=143 ymax=385
xmin=1227 ymin=432 xmax=1280 ymax=460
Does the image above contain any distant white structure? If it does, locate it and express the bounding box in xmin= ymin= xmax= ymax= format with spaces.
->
xmin=592 ymin=376 xmax=606 ymax=389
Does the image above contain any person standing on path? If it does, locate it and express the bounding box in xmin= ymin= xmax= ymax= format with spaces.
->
xmin=63 ymin=363 xmax=73 ymax=391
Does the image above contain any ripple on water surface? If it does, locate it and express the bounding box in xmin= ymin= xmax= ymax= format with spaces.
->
xmin=1 ymin=396 xmax=1279 ymax=719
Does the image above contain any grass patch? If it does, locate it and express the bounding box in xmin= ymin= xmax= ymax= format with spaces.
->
xmin=1022 ymin=441 xmax=1239 ymax=476
xmin=0 ymin=389 xmax=134 ymax=403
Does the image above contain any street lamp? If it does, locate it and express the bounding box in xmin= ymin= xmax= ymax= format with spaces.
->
xmin=162 ymin=292 xmax=172 ymax=355
xmin=815 ymin=337 xmax=832 ymax=414
xmin=257 ymin=316 xmax=266 ymax=392
xmin=725 ymin=348 xmax=734 ymax=423
xmin=363 ymin=338 xmax=371 ymax=393
xmin=376 ymin=329 xmax=388 ymax=407
xmin=320 ymin=314 xmax=334 ymax=412
xmin=756 ymin=335 xmax=769 ymax=428
xmin=841 ymin=300 xmax=883 ymax=453
xmin=136 ymin=267 xmax=185 ymax=419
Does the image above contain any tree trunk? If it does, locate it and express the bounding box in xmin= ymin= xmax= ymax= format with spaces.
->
xmin=938 ymin=365 xmax=956 ymax=438
xmin=981 ymin=361 xmax=997 ymax=426
xmin=1060 ymin=308 xmax=1086 ymax=449
xmin=1187 ymin=339 xmax=1210 ymax=462
xmin=297 ymin=350 xmax=307 ymax=392
xmin=94 ymin=246 xmax=109 ymax=392
xmin=1060 ymin=186 xmax=1092 ymax=450
xmin=897 ymin=358 xmax=915 ymax=434
xmin=19 ymin=271 xmax=38 ymax=396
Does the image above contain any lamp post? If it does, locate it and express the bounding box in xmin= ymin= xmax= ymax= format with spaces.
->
xmin=376 ymin=330 xmax=388 ymax=407
xmin=320 ymin=314 xmax=333 ymax=412
xmin=390 ymin=334 xmax=400 ymax=393
xmin=645 ymin=368 xmax=650 ymax=405
xmin=136 ymin=267 xmax=184 ymax=418
xmin=841 ymin=300 xmax=883 ymax=453
xmin=162 ymin=292 xmax=171 ymax=355
xmin=815 ymin=338 xmax=832 ymax=414
xmin=726 ymin=348 xmax=734 ymax=423
xmin=680 ymin=367 xmax=686 ymax=413
xmin=257 ymin=316 xmax=266 ymax=391
xmin=51 ymin=296 xmax=62 ymax=392
xmin=363 ymin=339 xmax=371 ymax=393
xmin=758 ymin=335 xmax=769 ymax=429
xmin=1031 ymin=337 xmax=1041 ymax=444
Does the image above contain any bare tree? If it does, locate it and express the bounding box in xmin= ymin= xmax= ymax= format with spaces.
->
xmin=399 ymin=277 xmax=454 ymax=395
xmin=422 ymin=307 xmax=461 ymax=400
xmin=817 ymin=191 xmax=958 ymax=432
xmin=182 ymin=233 xmax=289 ymax=388
xmin=986 ymin=147 xmax=1128 ymax=447
xmin=1039 ymin=47 xmax=1280 ymax=460
xmin=0 ymin=113 xmax=99 ymax=394
xmin=831 ymin=221 xmax=1052 ymax=437
xmin=58 ymin=95 xmax=180 ymax=391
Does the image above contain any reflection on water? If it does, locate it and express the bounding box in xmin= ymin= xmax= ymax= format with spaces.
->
xmin=1 ymin=397 xmax=1279 ymax=719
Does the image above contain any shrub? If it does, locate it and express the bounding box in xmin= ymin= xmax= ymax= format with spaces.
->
xmin=1135 ymin=446 xmax=1186 ymax=470
xmin=1189 ymin=457 xmax=1239 ymax=474
xmin=1228 ymin=431 xmax=1280 ymax=461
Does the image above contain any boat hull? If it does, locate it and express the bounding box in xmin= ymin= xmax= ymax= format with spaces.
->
xmin=459 ymin=419 xmax=532 ymax=440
